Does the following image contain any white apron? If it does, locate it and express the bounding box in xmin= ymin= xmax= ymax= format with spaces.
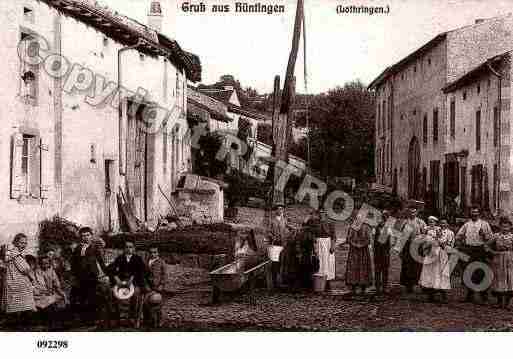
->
xmin=419 ymin=238 xmax=451 ymax=290
xmin=315 ymin=237 xmax=336 ymax=281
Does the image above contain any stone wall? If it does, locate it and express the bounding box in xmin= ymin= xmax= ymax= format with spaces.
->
xmin=173 ymin=176 xmax=224 ymax=223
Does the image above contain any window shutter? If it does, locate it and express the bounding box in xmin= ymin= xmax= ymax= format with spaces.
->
xmin=39 ymin=139 xmax=50 ymax=199
xmin=29 ymin=135 xmax=41 ymax=197
xmin=10 ymin=133 xmax=24 ymax=199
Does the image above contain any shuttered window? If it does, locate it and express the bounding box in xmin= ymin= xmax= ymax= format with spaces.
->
xmin=494 ymin=106 xmax=499 ymax=147
xmin=163 ymin=129 xmax=168 ymax=174
xmin=433 ymin=108 xmax=439 ymax=143
xmin=423 ymin=115 xmax=428 ymax=144
xmin=494 ymin=164 xmax=499 ymax=209
xmin=10 ymin=132 xmax=48 ymax=200
xmin=377 ymin=102 xmax=381 ymax=135
xmin=382 ymin=101 xmax=386 ymax=134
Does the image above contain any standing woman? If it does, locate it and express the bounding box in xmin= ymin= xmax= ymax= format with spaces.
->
xmin=1 ymin=233 xmax=36 ymax=327
xmin=312 ymin=209 xmax=337 ymax=290
xmin=485 ymin=217 xmax=513 ymax=309
xmin=345 ymin=217 xmax=373 ymax=296
xmin=419 ymin=216 xmax=451 ymax=302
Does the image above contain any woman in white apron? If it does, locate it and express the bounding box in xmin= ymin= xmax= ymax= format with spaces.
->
xmin=312 ymin=210 xmax=336 ymax=290
xmin=419 ymin=217 xmax=454 ymax=303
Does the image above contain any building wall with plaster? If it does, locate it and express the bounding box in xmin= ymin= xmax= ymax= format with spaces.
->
xmin=0 ymin=0 xmax=194 ymax=248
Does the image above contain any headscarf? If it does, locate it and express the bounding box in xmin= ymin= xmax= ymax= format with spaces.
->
xmin=428 ymin=216 xmax=438 ymax=223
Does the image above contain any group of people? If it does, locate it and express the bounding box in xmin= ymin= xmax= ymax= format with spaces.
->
xmin=0 ymin=233 xmax=66 ymax=329
xmin=0 ymin=227 xmax=167 ymax=329
xmin=346 ymin=205 xmax=513 ymax=308
xmin=266 ymin=204 xmax=337 ymax=291
xmin=4 ymin=202 xmax=513 ymax=330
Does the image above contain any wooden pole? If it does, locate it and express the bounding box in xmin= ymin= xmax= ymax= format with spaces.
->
xmin=271 ymin=75 xmax=281 ymax=147
xmin=280 ymin=0 xmax=304 ymax=115
xmin=269 ymin=0 xmax=304 ymax=208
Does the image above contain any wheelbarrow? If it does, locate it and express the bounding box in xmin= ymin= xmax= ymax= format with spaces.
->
xmin=210 ymin=256 xmax=272 ymax=304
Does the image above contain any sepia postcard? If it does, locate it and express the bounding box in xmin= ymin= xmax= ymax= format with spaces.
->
xmin=2 ymin=0 xmax=513 ymax=356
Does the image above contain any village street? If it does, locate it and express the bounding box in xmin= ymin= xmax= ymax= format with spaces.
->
xmin=6 ymin=0 xmax=513 ymax=339
xmin=159 ymin=245 xmax=513 ymax=332
xmin=1 ymin=204 xmax=511 ymax=332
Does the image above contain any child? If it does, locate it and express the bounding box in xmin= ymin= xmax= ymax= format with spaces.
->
xmin=419 ymin=217 xmax=454 ymax=303
xmin=486 ymin=217 xmax=513 ymax=309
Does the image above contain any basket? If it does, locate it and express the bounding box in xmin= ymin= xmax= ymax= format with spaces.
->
xmin=313 ymin=274 xmax=327 ymax=292
xmin=267 ymin=245 xmax=283 ymax=262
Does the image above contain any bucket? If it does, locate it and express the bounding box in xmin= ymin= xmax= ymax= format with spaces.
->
xmin=313 ymin=274 xmax=327 ymax=292
xmin=267 ymin=245 xmax=283 ymax=262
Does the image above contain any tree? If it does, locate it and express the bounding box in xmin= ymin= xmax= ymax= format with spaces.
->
xmin=257 ymin=122 xmax=273 ymax=146
xmin=196 ymin=132 xmax=228 ymax=179
xmin=244 ymin=87 xmax=259 ymax=98
xmin=304 ymin=81 xmax=375 ymax=181
xmin=289 ymin=136 xmax=307 ymax=159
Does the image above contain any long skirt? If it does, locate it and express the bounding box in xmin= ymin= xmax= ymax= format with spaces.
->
xmin=345 ymin=245 xmax=371 ymax=286
xmin=1 ymin=262 xmax=35 ymax=314
xmin=374 ymin=242 xmax=390 ymax=274
xmin=400 ymin=238 xmax=423 ymax=288
xmin=315 ymin=237 xmax=335 ymax=281
xmin=280 ymin=240 xmax=300 ymax=286
xmin=419 ymin=247 xmax=451 ymax=290
xmin=490 ymin=251 xmax=513 ymax=293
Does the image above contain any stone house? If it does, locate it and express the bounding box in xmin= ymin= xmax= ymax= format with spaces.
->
xmin=0 ymin=0 xmax=201 ymax=248
xmin=442 ymin=51 xmax=512 ymax=215
xmin=369 ymin=15 xmax=513 ymax=215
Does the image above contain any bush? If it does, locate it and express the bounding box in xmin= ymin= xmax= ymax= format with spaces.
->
xmin=38 ymin=216 xmax=80 ymax=255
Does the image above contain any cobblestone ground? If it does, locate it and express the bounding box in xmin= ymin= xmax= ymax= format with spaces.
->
xmin=161 ymin=246 xmax=513 ymax=331
xmin=162 ymin=288 xmax=513 ymax=331
xmin=3 ymin=205 xmax=512 ymax=331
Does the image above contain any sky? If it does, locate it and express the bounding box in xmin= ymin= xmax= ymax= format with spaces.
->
xmin=99 ymin=0 xmax=513 ymax=94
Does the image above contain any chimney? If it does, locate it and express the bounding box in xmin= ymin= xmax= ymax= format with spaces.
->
xmin=148 ymin=1 xmax=163 ymax=32
xmin=475 ymin=18 xmax=485 ymax=24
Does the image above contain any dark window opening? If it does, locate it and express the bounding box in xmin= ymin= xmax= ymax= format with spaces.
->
xmin=433 ymin=108 xmax=439 ymax=143
xmin=476 ymin=109 xmax=481 ymax=151
xmin=19 ymin=31 xmax=39 ymax=105
xmin=423 ymin=115 xmax=428 ymax=144
xmin=450 ymin=99 xmax=456 ymax=139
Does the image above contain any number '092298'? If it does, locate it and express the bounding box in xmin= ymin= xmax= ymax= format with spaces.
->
xmin=36 ymin=340 xmax=69 ymax=349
